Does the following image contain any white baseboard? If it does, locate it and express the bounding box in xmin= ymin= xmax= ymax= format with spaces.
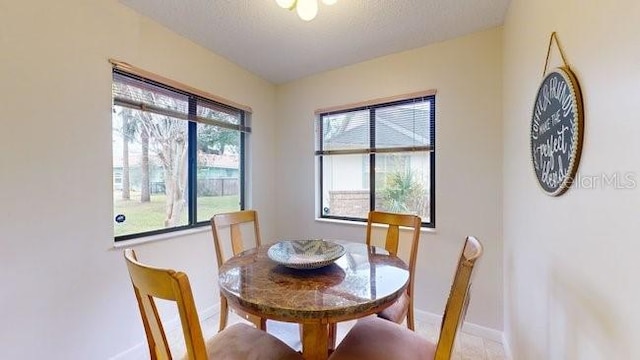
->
xmin=502 ymin=332 xmax=513 ymax=360
xmin=414 ymin=309 xmax=512 ymax=359
xmin=199 ymin=303 xmax=220 ymax=323
xmin=109 ymin=304 xmax=220 ymax=360
xmin=108 ymin=343 xmax=147 ymax=360
xmin=413 ymin=309 xmax=504 ymax=343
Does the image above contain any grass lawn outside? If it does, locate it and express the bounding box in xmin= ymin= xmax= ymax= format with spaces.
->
xmin=114 ymin=191 xmax=239 ymax=237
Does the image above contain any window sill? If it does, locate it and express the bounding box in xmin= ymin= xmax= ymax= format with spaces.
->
xmin=314 ymin=217 xmax=437 ymax=234
xmin=112 ymin=226 xmax=211 ymax=249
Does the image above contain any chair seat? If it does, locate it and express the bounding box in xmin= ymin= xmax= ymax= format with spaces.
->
xmin=330 ymin=236 xmax=483 ymax=360
xmin=329 ymin=317 xmax=435 ymax=360
xmin=194 ymin=323 xmax=303 ymax=360
xmin=377 ymin=290 xmax=410 ymax=324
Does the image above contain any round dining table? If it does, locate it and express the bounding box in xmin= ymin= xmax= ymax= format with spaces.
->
xmin=218 ymin=239 xmax=410 ymax=360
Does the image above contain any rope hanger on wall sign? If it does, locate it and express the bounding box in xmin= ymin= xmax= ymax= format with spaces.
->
xmin=542 ymin=31 xmax=571 ymax=77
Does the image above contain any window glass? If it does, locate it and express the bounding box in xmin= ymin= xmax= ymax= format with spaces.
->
xmin=196 ymin=123 xmax=241 ymax=223
xmin=316 ymin=95 xmax=435 ymax=227
xmin=321 ymin=110 xmax=369 ymax=151
xmin=112 ymin=108 xmax=189 ymax=237
xmin=321 ymin=154 xmax=370 ymax=219
xmin=374 ymin=152 xmax=431 ymax=222
xmin=112 ymin=70 xmax=247 ymax=241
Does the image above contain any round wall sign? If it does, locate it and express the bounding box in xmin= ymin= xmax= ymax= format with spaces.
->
xmin=530 ymin=66 xmax=584 ymax=196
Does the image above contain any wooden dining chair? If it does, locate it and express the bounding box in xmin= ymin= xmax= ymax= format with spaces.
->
xmin=366 ymin=210 xmax=422 ymax=330
xmin=328 ymin=236 xmax=483 ymax=360
xmin=210 ymin=210 xmax=267 ymax=331
xmin=123 ymin=249 xmax=303 ymax=360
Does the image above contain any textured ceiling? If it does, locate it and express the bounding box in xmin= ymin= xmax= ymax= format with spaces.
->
xmin=120 ymin=0 xmax=511 ymax=84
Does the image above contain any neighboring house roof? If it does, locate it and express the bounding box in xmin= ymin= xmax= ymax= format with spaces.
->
xmin=324 ymin=107 xmax=431 ymax=149
xmin=113 ymin=151 xmax=238 ymax=169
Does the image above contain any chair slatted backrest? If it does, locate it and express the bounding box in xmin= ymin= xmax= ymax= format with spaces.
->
xmin=434 ymin=236 xmax=483 ymax=360
xmin=210 ymin=210 xmax=267 ymax=331
xmin=210 ymin=210 xmax=262 ymax=269
xmin=366 ymin=211 xmax=422 ymax=326
xmin=124 ymin=249 xmax=207 ymax=360
xmin=366 ymin=211 xmax=421 ymax=257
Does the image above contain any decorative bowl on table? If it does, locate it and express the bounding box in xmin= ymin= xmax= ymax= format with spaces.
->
xmin=267 ymin=239 xmax=346 ymax=270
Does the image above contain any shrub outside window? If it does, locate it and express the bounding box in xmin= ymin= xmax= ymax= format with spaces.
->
xmin=112 ymin=70 xmax=248 ymax=241
xmin=316 ymin=95 xmax=435 ymax=227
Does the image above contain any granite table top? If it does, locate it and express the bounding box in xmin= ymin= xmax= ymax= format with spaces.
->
xmin=218 ymin=240 xmax=410 ymax=323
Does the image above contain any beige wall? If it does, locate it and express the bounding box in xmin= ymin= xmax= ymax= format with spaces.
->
xmin=503 ymin=0 xmax=640 ymax=358
xmin=0 ymin=0 xmax=277 ymax=358
xmin=1 ymin=1 xmax=508 ymax=357
xmin=275 ymin=27 xmax=504 ymax=330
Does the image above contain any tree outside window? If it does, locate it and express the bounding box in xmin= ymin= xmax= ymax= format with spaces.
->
xmin=112 ymin=70 xmax=247 ymax=240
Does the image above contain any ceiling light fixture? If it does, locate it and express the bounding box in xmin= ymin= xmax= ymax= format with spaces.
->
xmin=275 ymin=0 xmax=337 ymax=21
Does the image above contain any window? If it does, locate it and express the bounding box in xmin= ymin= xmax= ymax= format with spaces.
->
xmin=112 ymin=69 xmax=249 ymax=241
xmin=316 ymin=95 xmax=435 ymax=227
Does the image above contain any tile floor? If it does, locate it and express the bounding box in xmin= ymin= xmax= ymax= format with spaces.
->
xmin=165 ymin=312 xmax=507 ymax=359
